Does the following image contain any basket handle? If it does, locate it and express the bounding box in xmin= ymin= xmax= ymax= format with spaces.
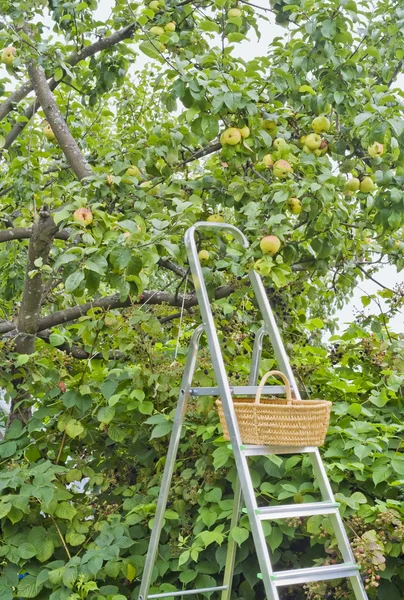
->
xmin=255 ymin=370 xmax=293 ymax=405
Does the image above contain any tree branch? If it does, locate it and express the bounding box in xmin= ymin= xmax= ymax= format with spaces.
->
xmin=179 ymin=142 xmax=221 ymax=166
xmin=0 ymin=80 xmax=34 ymax=122
xmin=0 ymin=227 xmax=70 ymax=243
xmin=158 ymin=257 xmax=188 ymax=278
xmin=28 ymin=62 xmax=92 ymax=180
xmin=356 ymin=264 xmax=394 ymax=293
xmin=37 ymin=284 xmax=236 ymax=332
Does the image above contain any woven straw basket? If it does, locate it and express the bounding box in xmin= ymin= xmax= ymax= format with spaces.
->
xmin=217 ymin=370 xmax=331 ymax=447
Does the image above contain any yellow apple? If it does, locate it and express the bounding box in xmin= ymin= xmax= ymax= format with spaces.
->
xmin=273 ymin=159 xmax=293 ymax=178
xmin=1 ymin=46 xmax=16 ymax=66
xmin=198 ymin=249 xmax=209 ymax=261
xmin=305 ymin=133 xmax=322 ymax=150
xmin=43 ymin=123 xmax=56 ymax=141
xmin=221 ymin=127 xmax=242 ymax=145
xmin=368 ymin=142 xmax=384 ymax=158
xmin=288 ymin=197 xmax=302 ymax=214
xmin=228 ymin=8 xmax=242 ymax=17
xmin=73 ymin=207 xmax=93 ymax=226
xmin=150 ymin=26 xmax=165 ymax=35
xmin=164 ymin=22 xmax=176 ymax=31
xmin=273 ymin=138 xmax=289 ymax=150
xmin=262 ymin=154 xmax=274 ymax=168
xmin=260 ymin=235 xmax=281 ymax=256
xmin=126 ymin=165 xmax=141 ymax=178
xmin=312 ymin=116 xmax=330 ymax=133
xmin=360 ymin=177 xmax=374 ymax=193
xmin=207 ymin=214 xmax=224 ymax=223
xmin=239 ymin=125 xmax=250 ymax=139
xmin=347 ymin=177 xmax=360 ymax=192
xmin=149 ymin=1 xmax=160 ymax=10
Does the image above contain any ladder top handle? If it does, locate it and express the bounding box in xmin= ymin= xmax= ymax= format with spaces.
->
xmin=255 ymin=370 xmax=296 ymax=405
xmin=185 ymin=221 xmax=249 ymax=249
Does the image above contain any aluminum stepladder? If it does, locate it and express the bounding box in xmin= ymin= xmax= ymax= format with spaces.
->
xmin=138 ymin=222 xmax=368 ymax=600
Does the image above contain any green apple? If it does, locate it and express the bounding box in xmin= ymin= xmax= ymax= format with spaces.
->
xmin=164 ymin=21 xmax=176 ymax=31
xmin=228 ymin=7 xmax=242 ymax=17
xmin=73 ymin=207 xmax=93 ymax=226
xmin=239 ymin=125 xmax=250 ymax=139
xmin=126 ymin=165 xmax=141 ymax=178
xmin=305 ymin=133 xmax=322 ymax=150
xmin=198 ymin=249 xmax=209 ymax=261
xmin=1 ymin=46 xmax=16 ymax=66
xmin=273 ymin=138 xmax=289 ymax=150
xmin=221 ymin=127 xmax=241 ymax=145
xmin=140 ymin=181 xmax=159 ymax=195
xmin=360 ymin=177 xmax=374 ymax=193
xmin=312 ymin=116 xmax=330 ymax=133
xmin=150 ymin=26 xmax=165 ymax=35
xmin=262 ymin=154 xmax=274 ymax=168
xmin=262 ymin=119 xmax=277 ymax=133
xmin=260 ymin=235 xmax=281 ymax=256
xmin=273 ymin=159 xmax=293 ymax=178
xmin=149 ymin=1 xmax=160 ymax=10
xmin=288 ymin=197 xmax=302 ymax=214
xmin=347 ymin=177 xmax=360 ymax=192
xmin=207 ymin=214 xmax=224 ymax=223
xmin=368 ymin=142 xmax=384 ymax=158
xmin=43 ymin=123 xmax=56 ymax=141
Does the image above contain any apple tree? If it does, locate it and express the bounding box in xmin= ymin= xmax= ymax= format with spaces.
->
xmin=0 ymin=0 xmax=404 ymax=598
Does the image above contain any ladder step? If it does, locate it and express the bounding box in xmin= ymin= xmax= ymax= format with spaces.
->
xmin=256 ymin=501 xmax=339 ymax=520
xmin=268 ymin=563 xmax=360 ymax=586
xmin=189 ymin=385 xmax=286 ymax=396
xmin=146 ymin=585 xmax=227 ymax=599
xmin=240 ymin=444 xmax=317 ymax=456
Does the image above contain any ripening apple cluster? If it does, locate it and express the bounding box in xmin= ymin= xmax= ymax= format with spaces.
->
xmin=345 ymin=142 xmax=383 ymax=195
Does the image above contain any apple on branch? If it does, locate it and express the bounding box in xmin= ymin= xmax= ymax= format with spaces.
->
xmin=262 ymin=154 xmax=274 ymax=168
xmin=221 ymin=127 xmax=242 ymax=145
xmin=360 ymin=177 xmax=375 ymax=193
xmin=43 ymin=123 xmax=56 ymax=141
xmin=207 ymin=214 xmax=224 ymax=223
xmin=288 ymin=197 xmax=302 ymax=214
xmin=312 ymin=116 xmax=330 ymax=133
xmin=368 ymin=142 xmax=384 ymax=158
xmin=198 ymin=249 xmax=209 ymax=261
xmin=1 ymin=46 xmax=16 ymax=66
xmin=260 ymin=235 xmax=281 ymax=256
xmin=273 ymin=159 xmax=293 ymax=178
xmin=304 ymin=133 xmax=322 ymax=150
xmin=73 ymin=207 xmax=93 ymax=227
xmin=239 ymin=125 xmax=250 ymax=139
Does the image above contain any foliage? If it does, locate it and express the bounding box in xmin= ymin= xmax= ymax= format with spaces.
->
xmin=0 ymin=0 xmax=403 ymax=598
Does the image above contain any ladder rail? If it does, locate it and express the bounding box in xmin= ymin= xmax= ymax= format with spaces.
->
xmin=138 ymin=326 xmax=204 ymax=600
xmin=184 ymin=223 xmax=279 ymax=600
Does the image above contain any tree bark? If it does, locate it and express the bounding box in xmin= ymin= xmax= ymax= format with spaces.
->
xmin=28 ymin=63 xmax=92 ymax=180
xmin=8 ymin=207 xmax=59 ymax=425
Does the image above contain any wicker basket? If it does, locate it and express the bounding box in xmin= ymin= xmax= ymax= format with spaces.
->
xmin=216 ymin=370 xmax=331 ymax=447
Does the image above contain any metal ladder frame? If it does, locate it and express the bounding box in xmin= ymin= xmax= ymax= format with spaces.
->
xmin=138 ymin=222 xmax=368 ymax=600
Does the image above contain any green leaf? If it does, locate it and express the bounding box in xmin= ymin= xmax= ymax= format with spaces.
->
xmin=267 ymin=526 xmax=283 ymax=552
xmin=65 ymin=419 xmax=85 ymax=439
xmin=18 ymin=543 xmax=37 ymax=559
xmin=0 ymin=441 xmax=17 ymax=458
xmin=36 ymin=538 xmax=55 ymax=562
xmin=17 ymin=575 xmax=42 ymax=598
xmin=97 ymin=406 xmax=115 ymax=424
xmin=65 ymin=271 xmax=84 ymax=293
xmin=391 ymin=457 xmax=404 ymax=475
xmin=150 ymin=422 xmax=172 ymax=439
xmin=139 ymin=41 xmax=164 ymax=62
xmin=49 ymin=333 xmax=65 ymax=347
xmin=55 ymin=502 xmax=77 ymax=521
xmin=230 ymin=526 xmax=249 ymax=546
